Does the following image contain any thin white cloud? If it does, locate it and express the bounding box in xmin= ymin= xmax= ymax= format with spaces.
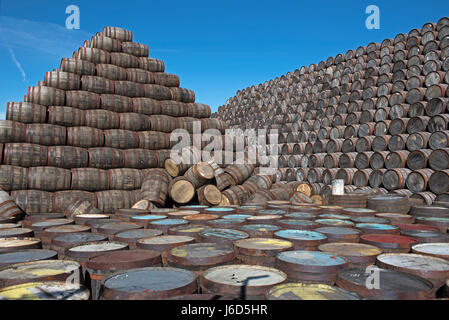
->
xmin=7 ymin=46 xmax=26 ymax=82
xmin=0 ymin=15 xmax=93 ymax=57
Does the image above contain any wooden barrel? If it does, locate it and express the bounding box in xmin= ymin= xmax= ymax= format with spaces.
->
xmin=114 ymin=81 xmax=144 ymax=97
xmin=429 ymin=169 xmax=449 ymax=194
xmin=65 ymin=90 xmax=101 ymax=110
xmin=407 ymin=149 xmax=433 ymax=170
xmin=27 ymin=167 xmax=71 ymax=191
xmin=126 ymin=68 xmax=153 ymax=84
xmin=47 ymin=146 xmax=88 ymax=169
xmin=110 ymin=52 xmax=140 ymax=68
xmin=10 ymin=190 xmax=53 ymax=214
xmin=153 ymin=73 xmax=180 ymax=87
xmin=383 ymin=168 xmax=412 ymax=191
xmin=3 ymin=143 xmax=47 ymax=167
xmin=0 ymin=121 xmax=26 ymax=144
xmin=104 ymin=130 xmax=139 ymax=149
xmin=76 ymin=47 xmax=111 ymax=64
xmin=369 ymin=169 xmax=386 ymax=188
xmin=429 ymin=131 xmax=449 ymax=150
xmin=96 ymin=64 xmax=127 ymax=81
xmin=138 ymin=131 xmax=171 ymax=150
xmin=198 ymin=185 xmax=222 ymax=206
xmin=0 ymin=165 xmax=27 ymax=191
xmin=354 ymin=169 xmax=373 ymax=187
xmin=429 ymin=148 xmax=449 ymax=170
xmin=65 ymin=199 xmax=101 ymax=218
xmin=119 ymin=113 xmax=150 ymax=132
xmin=339 ymin=153 xmax=358 ymax=168
xmin=355 ymin=152 xmax=374 ymax=169
xmin=140 ymin=169 xmax=171 ymax=207
xmin=44 ymin=70 xmax=80 ymax=91
xmin=6 ymin=102 xmax=47 ymax=123
xmin=187 ymin=103 xmax=211 ymax=119
xmin=132 ymin=98 xmax=162 ymax=115
xmin=26 ymin=86 xmax=65 ymax=106
xmin=369 ymin=151 xmax=389 ymax=169
xmin=123 ymin=149 xmax=159 ymax=169
xmin=85 ymin=109 xmax=120 ymax=130
xmin=25 ymin=124 xmax=66 ymax=146
xmin=388 ymin=134 xmax=409 ymax=151
xmin=407 ymin=116 xmax=430 ymax=134
xmin=108 ymin=168 xmax=142 ymax=190
xmin=103 ymin=27 xmax=132 ymax=41
xmin=47 ymin=106 xmax=85 ymax=127
xmin=86 ymin=34 xmax=122 ymax=52
xmin=170 ymin=88 xmax=195 ymax=103
xmin=149 ymin=115 xmax=179 ymax=133
xmin=138 ymin=57 xmax=165 ymax=73
xmin=367 ymin=194 xmax=411 ymax=214
xmin=81 ymin=75 xmax=115 ymax=95
xmin=71 ymin=168 xmax=109 ymax=192
xmin=428 ymin=114 xmax=449 ymax=133
xmin=122 ymin=42 xmax=149 ymax=57
xmin=60 ymin=58 xmax=95 ymax=76
xmin=143 ymin=84 xmax=172 ymax=101
xmin=385 ymin=150 xmax=410 ymax=169
xmin=88 ymin=148 xmax=125 ymax=169
xmin=53 ymin=190 xmax=97 ymax=212
xmin=184 ymin=162 xmax=215 ymax=188
xmin=406 ymin=169 xmax=435 ymax=193
xmin=0 ymin=191 xmax=22 ymax=220
xmin=96 ymin=190 xmax=136 ymax=214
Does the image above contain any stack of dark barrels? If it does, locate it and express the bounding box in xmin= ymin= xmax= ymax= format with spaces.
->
xmin=214 ymin=16 xmax=449 ymax=205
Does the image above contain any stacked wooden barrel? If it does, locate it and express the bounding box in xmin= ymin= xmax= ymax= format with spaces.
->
xmin=214 ymin=17 xmax=449 ymax=205
xmin=0 ymin=26 xmax=237 ymax=216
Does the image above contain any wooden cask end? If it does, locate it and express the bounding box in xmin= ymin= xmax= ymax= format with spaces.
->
xmin=184 ymin=162 xmax=215 ymax=188
xmin=383 ymin=168 xmax=412 ymax=191
xmin=168 ymin=177 xmax=196 ymax=205
xmin=407 ymin=149 xmax=433 ymax=170
xmin=429 ymin=148 xmax=449 ymax=170
xmin=429 ymin=169 xmax=449 ymax=195
xmin=406 ymin=169 xmax=435 ymax=193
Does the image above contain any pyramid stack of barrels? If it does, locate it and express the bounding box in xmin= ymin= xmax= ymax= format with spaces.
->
xmin=0 ymin=26 xmax=273 ymax=218
xmin=214 ymin=17 xmax=449 ymax=205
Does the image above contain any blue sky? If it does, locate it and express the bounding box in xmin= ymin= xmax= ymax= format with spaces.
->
xmin=0 ymin=0 xmax=448 ymax=117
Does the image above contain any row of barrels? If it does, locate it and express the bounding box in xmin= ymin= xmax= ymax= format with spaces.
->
xmin=44 ymin=68 xmax=179 ymax=92
xmin=24 ymin=83 xmax=195 ymax=106
xmin=2 ymin=192 xmax=449 ymax=299
xmin=275 ymin=130 xmax=449 ymax=155
xmin=0 ymin=118 xmax=226 ymax=146
xmin=8 ymin=99 xmax=212 ymax=123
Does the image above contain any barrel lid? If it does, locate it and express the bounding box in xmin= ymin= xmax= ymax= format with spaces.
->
xmin=85 ymin=218 xmax=120 ymax=228
xmin=74 ymin=214 xmax=110 ymax=224
xmin=257 ymin=209 xmax=287 ymax=216
xmin=167 ymin=210 xmax=199 ymax=217
xmin=98 ymin=222 xmax=142 ymax=234
xmin=202 ymin=265 xmax=286 ymax=288
xmin=101 ymin=267 xmax=197 ymax=298
xmin=377 ymin=253 xmax=449 ymax=277
xmin=52 ymin=232 xmax=107 ymax=247
xmin=183 ymin=214 xmax=219 ymax=222
xmin=267 ymin=283 xmax=362 ymax=300
xmin=149 ymin=219 xmax=188 ymax=226
xmin=199 ymin=228 xmax=249 ymax=243
xmin=137 ymin=235 xmax=195 ymax=251
xmin=0 ymin=250 xmax=58 ymax=267
xmin=274 ymin=230 xmax=327 ymax=241
xmin=319 ymin=214 xmax=351 ymax=220
xmin=239 ymin=224 xmax=281 ymax=232
xmin=31 ymin=219 xmax=74 ymax=231
xmin=0 ymin=228 xmax=33 ymax=238
xmin=169 ymin=243 xmax=235 ymax=266
xmin=285 ymin=212 xmax=317 ymax=220
xmin=116 ymin=208 xmax=151 ymax=217
xmin=315 ymin=227 xmax=361 ymax=236
xmin=151 ymin=208 xmax=179 ymax=214
xmin=351 ymin=217 xmax=390 ymax=224
xmin=412 ymin=243 xmax=449 ymax=260
xmin=66 ymin=241 xmax=128 ymax=258
xmin=0 ymin=223 xmax=21 ymax=230
xmin=234 ymin=238 xmax=293 ymax=257
xmin=0 ymin=282 xmax=90 ymax=300
xmin=114 ymin=229 xmax=162 ymax=241
xmin=336 ymin=267 xmax=434 ymax=299
xmin=356 ymin=223 xmax=399 ymax=231
xmin=401 ymin=230 xmax=449 ymax=242
xmin=368 ymin=194 xmax=406 ymax=201
xmin=343 ymin=208 xmax=376 ymax=216
xmin=204 ymin=207 xmax=235 ymax=214
xmin=0 ymin=238 xmax=41 ymax=253
xmin=168 ymin=294 xmax=233 ymax=300
xmin=276 ymin=251 xmax=348 ymax=273
xmin=247 ymin=215 xmax=282 ymax=222
xmin=179 ymin=205 xmax=209 ymax=209
xmin=131 ymin=215 xmax=167 ymax=221
xmin=86 ymin=250 xmax=162 ymax=271
xmin=168 ymin=225 xmax=206 ymax=235
xmin=395 ymin=223 xmax=439 ymax=232
xmin=0 ymin=260 xmax=80 ymax=281
xmin=278 ymin=219 xmax=319 ymax=228
xmin=318 ymin=243 xmax=382 ymax=261
xmin=416 ymin=217 xmax=449 ymax=224
xmin=207 ymin=218 xmax=245 ymax=227
xmin=316 ymin=219 xmax=355 ymax=227
xmin=375 ymin=213 xmax=414 ymax=221
xmin=43 ymin=225 xmax=91 ymax=235
xmin=222 ymin=214 xmax=252 ymax=220
xmin=361 ymin=234 xmax=418 ymax=249
xmin=24 ymin=213 xmax=65 ymax=222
